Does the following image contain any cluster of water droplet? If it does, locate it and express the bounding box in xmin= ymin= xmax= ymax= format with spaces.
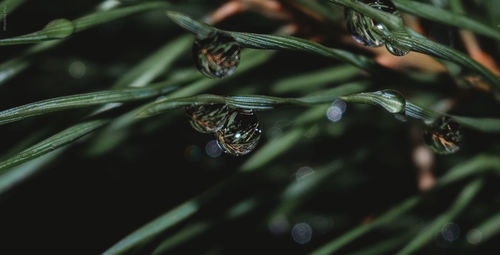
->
xmin=423 ymin=116 xmax=462 ymax=154
xmin=185 ymin=104 xmax=262 ymax=156
xmin=344 ymin=0 xmax=409 ymax=56
xmin=192 ymin=32 xmax=241 ymax=79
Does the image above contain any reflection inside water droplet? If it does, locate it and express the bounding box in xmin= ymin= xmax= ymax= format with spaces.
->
xmin=192 ymin=32 xmax=241 ymax=79
xmin=43 ymin=19 xmax=75 ymax=39
xmin=216 ymin=110 xmax=262 ymax=156
xmin=374 ymin=89 xmax=406 ymax=113
xmin=186 ymin=104 xmax=231 ymax=134
xmin=345 ymin=0 xmax=397 ymax=47
xmin=345 ymin=0 xmax=409 ymax=56
xmin=385 ymin=42 xmax=410 ymax=56
xmin=424 ymin=116 xmax=462 ymax=154
xmin=205 ymin=140 xmax=223 ymax=158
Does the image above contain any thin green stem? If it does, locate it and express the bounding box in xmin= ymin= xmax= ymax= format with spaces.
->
xmin=0 ymin=81 xmax=179 ymax=126
xmin=392 ymin=0 xmax=500 ymax=41
xmin=166 ymin=11 xmax=377 ymax=71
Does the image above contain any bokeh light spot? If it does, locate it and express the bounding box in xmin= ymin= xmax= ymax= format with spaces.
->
xmin=291 ymin=222 xmax=312 ymax=244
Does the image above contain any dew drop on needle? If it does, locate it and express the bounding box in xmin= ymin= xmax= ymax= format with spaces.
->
xmin=344 ymin=0 xmax=409 ymax=56
xmin=186 ymin=104 xmax=231 ymax=134
xmin=216 ymin=109 xmax=262 ymax=156
xmin=374 ymin=89 xmax=406 ymax=114
xmin=192 ymin=32 xmax=241 ymax=79
xmin=424 ymin=116 xmax=462 ymax=154
xmin=385 ymin=41 xmax=410 ymax=56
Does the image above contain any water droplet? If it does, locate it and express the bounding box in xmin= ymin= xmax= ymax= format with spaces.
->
xmin=345 ymin=0 xmax=397 ymax=47
xmin=216 ymin=110 xmax=262 ymax=156
xmin=345 ymin=0 xmax=409 ymax=56
xmin=424 ymin=116 xmax=462 ymax=154
xmin=43 ymin=19 xmax=74 ymax=39
xmin=373 ymin=89 xmax=406 ymax=113
xmin=385 ymin=42 xmax=410 ymax=56
xmin=186 ymin=104 xmax=231 ymax=134
xmin=192 ymin=32 xmax=241 ymax=79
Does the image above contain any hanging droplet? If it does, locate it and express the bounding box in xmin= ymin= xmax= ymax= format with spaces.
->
xmin=384 ymin=31 xmax=411 ymax=56
xmin=345 ymin=0 xmax=397 ymax=47
xmin=216 ymin=110 xmax=262 ymax=156
xmin=192 ymin=32 xmax=241 ymax=79
xmin=373 ymin=89 xmax=406 ymax=114
xmin=385 ymin=42 xmax=410 ymax=56
xmin=424 ymin=116 xmax=462 ymax=154
xmin=186 ymin=104 xmax=231 ymax=134
xmin=345 ymin=0 xmax=409 ymax=56
xmin=42 ymin=19 xmax=75 ymax=39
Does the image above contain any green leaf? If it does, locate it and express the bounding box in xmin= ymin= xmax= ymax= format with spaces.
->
xmin=270 ymin=65 xmax=361 ymax=94
xmin=311 ymin=155 xmax=497 ymax=255
xmin=311 ymin=196 xmax=421 ymax=255
xmin=151 ymin=222 xmax=212 ymax=255
xmin=86 ymin=49 xmax=275 ymax=155
xmin=0 ymin=82 xmax=178 ymax=126
xmin=341 ymin=89 xmax=406 ymax=114
xmin=0 ymin=0 xmax=26 ymax=15
xmin=0 ymin=34 xmax=192 ymax=193
xmin=348 ymin=234 xmax=413 ymax=255
xmin=0 ymin=1 xmax=169 ymax=46
xmin=112 ymin=35 xmax=193 ymax=88
xmin=166 ymin=11 xmax=377 ymax=71
xmin=0 ymin=19 xmax=75 ymax=45
xmin=473 ymin=212 xmax=500 ymax=243
xmin=72 ymin=1 xmax=169 ymax=33
xmin=135 ymin=90 xmax=362 ymax=118
xmin=0 ymin=56 xmax=30 ymax=85
xmin=451 ymin=116 xmax=500 ymax=133
xmin=152 ymin=198 xmax=259 ymax=255
xmin=392 ymin=0 xmax=500 ymax=41
xmin=102 ymin=200 xmax=200 ymax=255
xmin=0 ymin=147 xmax=63 ymax=195
xmin=393 ymin=31 xmax=500 ymax=90
xmin=0 ymin=119 xmax=107 ymax=174
xmin=396 ymin=179 xmax=483 ymax=255
xmin=291 ymin=0 xmax=342 ymax=22
xmin=102 ymin=80 xmax=370 ymax=255
xmin=0 ymin=1 xmax=168 ymax=86
xmin=240 ymin=128 xmax=305 ymax=172
xmin=328 ymin=0 xmax=403 ymax=30
xmin=437 ymin=155 xmax=500 ymax=187
xmin=327 ymin=0 xmax=500 ymax=90
xmin=341 ymin=90 xmax=500 ymax=133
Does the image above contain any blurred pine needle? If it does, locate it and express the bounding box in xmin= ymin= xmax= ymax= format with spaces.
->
xmin=0 ymin=0 xmax=499 ymax=254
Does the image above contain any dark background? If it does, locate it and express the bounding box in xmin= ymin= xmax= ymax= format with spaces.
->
xmin=0 ymin=0 xmax=500 ymax=254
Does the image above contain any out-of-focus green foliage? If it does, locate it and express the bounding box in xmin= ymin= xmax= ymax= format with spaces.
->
xmin=0 ymin=0 xmax=499 ymax=254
